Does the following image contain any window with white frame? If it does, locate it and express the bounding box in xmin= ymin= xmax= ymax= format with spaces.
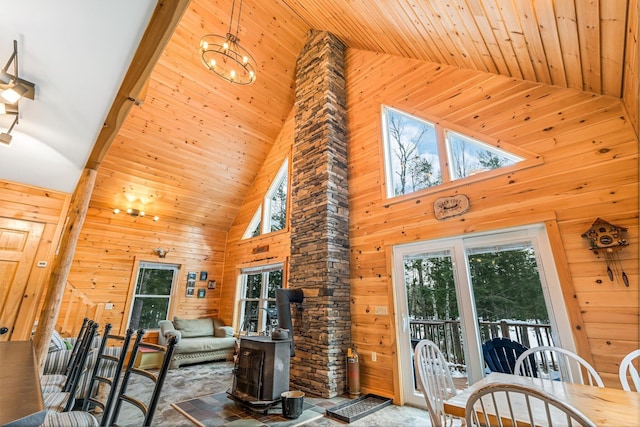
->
xmin=128 ymin=262 xmax=179 ymax=330
xmin=382 ymin=106 xmax=525 ymax=199
xmin=243 ymin=159 xmax=288 ymax=239
xmin=237 ymin=264 xmax=283 ymax=334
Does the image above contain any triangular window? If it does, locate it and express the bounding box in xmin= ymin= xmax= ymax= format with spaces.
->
xmin=446 ymin=131 xmax=523 ymax=180
xmin=242 ymin=159 xmax=288 ymax=239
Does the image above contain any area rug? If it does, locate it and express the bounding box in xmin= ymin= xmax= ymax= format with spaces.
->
xmin=171 ymin=392 xmax=326 ymax=427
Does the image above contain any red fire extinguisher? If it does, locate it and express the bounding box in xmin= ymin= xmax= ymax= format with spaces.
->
xmin=347 ymin=345 xmax=360 ymax=396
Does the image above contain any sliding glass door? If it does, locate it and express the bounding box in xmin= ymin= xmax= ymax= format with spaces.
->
xmin=394 ymin=224 xmax=575 ymax=407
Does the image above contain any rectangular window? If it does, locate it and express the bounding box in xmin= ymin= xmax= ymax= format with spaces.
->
xmin=237 ymin=264 xmax=283 ymax=335
xmin=128 ymin=262 xmax=178 ymax=330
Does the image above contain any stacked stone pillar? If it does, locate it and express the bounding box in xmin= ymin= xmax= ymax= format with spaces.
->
xmin=288 ymin=30 xmax=350 ymax=398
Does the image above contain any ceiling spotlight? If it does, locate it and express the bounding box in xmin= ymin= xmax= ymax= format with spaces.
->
xmin=1 ymin=83 xmax=28 ymax=104
xmin=113 ymin=207 xmax=159 ymax=221
xmin=0 ymin=113 xmax=18 ymax=146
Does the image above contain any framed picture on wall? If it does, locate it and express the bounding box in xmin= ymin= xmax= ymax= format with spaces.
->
xmin=207 ymin=280 xmax=216 ymax=289
xmin=199 ymin=271 xmax=208 ymax=281
xmin=187 ymin=280 xmax=195 ymax=288
xmin=187 ymin=272 xmax=197 ymax=280
xmin=197 ymin=289 xmax=206 ymax=298
xmin=186 ymin=288 xmax=194 ymax=297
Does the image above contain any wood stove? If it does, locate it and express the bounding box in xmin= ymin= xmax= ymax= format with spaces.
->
xmin=228 ymin=336 xmax=292 ymax=409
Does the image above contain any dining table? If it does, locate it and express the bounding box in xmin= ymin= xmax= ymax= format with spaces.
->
xmin=444 ymin=372 xmax=640 ymax=426
xmin=0 ymin=340 xmax=47 ymax=427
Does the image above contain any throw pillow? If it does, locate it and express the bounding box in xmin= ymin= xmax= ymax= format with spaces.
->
xmin=48 ymin=330 xmax=67 ymax=353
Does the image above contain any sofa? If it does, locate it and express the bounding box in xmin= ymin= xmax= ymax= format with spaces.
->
xmin=158 ymin=317 xmax=237 ymax=368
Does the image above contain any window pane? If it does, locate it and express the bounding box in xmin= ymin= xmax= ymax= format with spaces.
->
xmin=468 ymin=243 xmax=549 ymax=325
xmin=245 ymin=273 xmax=262 ymax=299
xmin=384 ymin=107 xmax=442 ymax=197
xmin=129 ymin=297 xmax=169 ymax=330
xmin=446 ymin=131 xmax=522 ymax=180
xmin=269 ymin=174 xmax=287 ymax=232
xmin=241 ymin=300 xmax=260 ymax=333
xmin=135 ymin=268 xmax=173 ymax=295
xmin=266 ymin=269 xmax=283 ymax=298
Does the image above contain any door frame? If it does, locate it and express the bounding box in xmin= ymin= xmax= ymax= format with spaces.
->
xmin=392 ymin=223 xmax=576 ymax=407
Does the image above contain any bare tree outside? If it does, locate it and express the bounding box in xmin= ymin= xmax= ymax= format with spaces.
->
xmin=386 ymin=109 xmax=440 ymax=196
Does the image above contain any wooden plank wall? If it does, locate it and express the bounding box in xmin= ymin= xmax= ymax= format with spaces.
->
xmin=343 ymin=49 xmax=638 ymax=394
xmin=0 ymin=180 xmax=71 ymax=339
xmin=223 ymin=49 xmax=638 ymax=397
xmin=622 ymin=0 xmax=639 ymax=135
xmin=66 ymin=206 xmax=228 ymax=336
xmin=219 ymin=110 xmax=295 ymax=327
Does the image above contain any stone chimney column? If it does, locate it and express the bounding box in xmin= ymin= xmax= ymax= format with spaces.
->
xmin=289 ymin=30 xmax=350 ymax=398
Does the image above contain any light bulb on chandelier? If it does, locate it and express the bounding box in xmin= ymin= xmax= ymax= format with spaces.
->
xmin=199 ymin=0 xmax=256 ymax=85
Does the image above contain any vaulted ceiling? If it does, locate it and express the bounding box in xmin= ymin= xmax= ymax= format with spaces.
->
xmin=3 ymin=0 xmax=637 ymax=232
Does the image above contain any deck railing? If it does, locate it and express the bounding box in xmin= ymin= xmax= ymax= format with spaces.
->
xmin=409 ymin=318 xmax=553 ymax=371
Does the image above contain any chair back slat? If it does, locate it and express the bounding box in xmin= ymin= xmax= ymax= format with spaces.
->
xmin=81 ymin=325 xmax=134 ymax=426
xmin=108 ymin=329 xmax=178 ymax=426
xmin=514 ymin=346 xmax=604 ymax=387
xmin=465 ymin=382 xmax=597 ymax=427
xmin=414 ymin=339 xmax=459 ymax=427
xmin=619 ymin=349 xmax=640 ymax=392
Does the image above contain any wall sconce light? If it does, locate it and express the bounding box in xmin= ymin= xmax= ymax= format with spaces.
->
xmin=153 ymin=248 xmax=169 ymax=258
xmin=112 ymin=207 xmax=159 ymax=221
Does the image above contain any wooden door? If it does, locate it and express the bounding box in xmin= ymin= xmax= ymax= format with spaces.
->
xmin=0 ymin=217 xmax=45 ymax=341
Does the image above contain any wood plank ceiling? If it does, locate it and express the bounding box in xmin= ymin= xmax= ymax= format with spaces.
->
xmin=91 ymin=0 xmax=635 ymax=232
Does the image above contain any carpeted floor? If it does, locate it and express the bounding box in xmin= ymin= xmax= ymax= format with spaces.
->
xmin=108 ymin=360 xmax=434 ymax=427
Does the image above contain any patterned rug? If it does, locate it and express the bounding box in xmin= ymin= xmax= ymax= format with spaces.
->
xmin=171 ymin=392 xmax=326 ymax=427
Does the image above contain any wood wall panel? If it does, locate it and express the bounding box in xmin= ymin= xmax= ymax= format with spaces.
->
xmin=219 ymin=110 xmax=295 ymax=327
xmin=340 ymin=49 xmax=638 ymax=397
xmin=622 ymin=0 xmax=639 ymax=134
xmin=65 ymin=206 xmax=228 ymax=335
xmin=0 ymin=180 xmax=71 ymax=339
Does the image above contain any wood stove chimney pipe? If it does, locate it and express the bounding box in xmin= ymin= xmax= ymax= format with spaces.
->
xmin=275 ymin=288 xmax=304 ymax=356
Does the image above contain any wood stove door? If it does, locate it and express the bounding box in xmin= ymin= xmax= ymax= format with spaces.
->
xmin=233 ymin=347 xmax=265 ymax=400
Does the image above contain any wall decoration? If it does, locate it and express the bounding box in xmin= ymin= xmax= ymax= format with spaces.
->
xmin=187 ymin=272 xmax=197 ymax=280
xmin=187 ymin=280 xmax=196 ymax=288
xmin=186 ymin=288 xmax=195 ymax=297
xmin=581 ymin=218 xmax=629 ymax=286
xmin=207 ymin=280 xmax=217 ymax=289
xmin=434 ymin=194 xmax=470 ymax=220
xmin=197 ymin=289 xmax=206 ymax=298
xmin=199 ymin=271 xmax=208 ymax=281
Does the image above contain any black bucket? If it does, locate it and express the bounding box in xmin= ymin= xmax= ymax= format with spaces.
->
xmin=281 ymin=390 xmax=305 ymax=419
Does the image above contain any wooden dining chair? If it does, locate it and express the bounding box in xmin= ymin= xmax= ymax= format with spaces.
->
xmin=465 ymin=381 xmax=596 ymax=427
xmin=514 ymin=346 xmax=604 ymax=387
xmin=107 ymin=329 xmax=178 ymax=427
xmin=619 ymin=349 xmax=640 ymax=392
xmin=413 ymin=339 xmax=460 ymax=427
